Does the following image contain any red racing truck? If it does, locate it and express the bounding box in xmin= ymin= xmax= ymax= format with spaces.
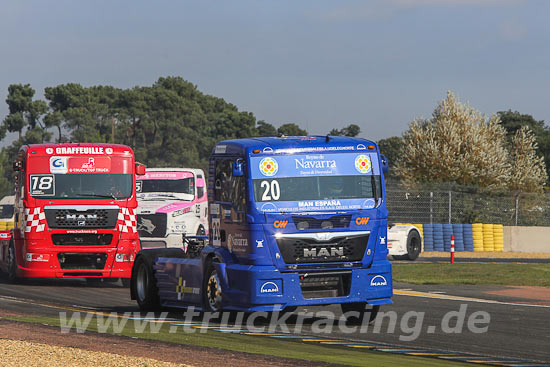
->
xmin=2 ymin=143 xmax=145 ymax=284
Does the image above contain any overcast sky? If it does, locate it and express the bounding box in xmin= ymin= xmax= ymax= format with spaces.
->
xmin=1 ymin=0 xmax=549 ymax=146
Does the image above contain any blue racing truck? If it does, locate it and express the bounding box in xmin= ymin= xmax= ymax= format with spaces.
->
xmin=130 ymin=136 xmax=391 ymax=319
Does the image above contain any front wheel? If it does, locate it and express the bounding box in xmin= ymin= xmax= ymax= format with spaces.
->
xmin=132 ymin=256 xmax=160 ymax=311
xmin=340 ymin=303 xmax=380 ymax=324
xmin=202 ymin=262 xmax=222 ymax=312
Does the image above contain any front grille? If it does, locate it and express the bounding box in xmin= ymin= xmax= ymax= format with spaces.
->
xmin=45 ymin=209 xmax=118 ymax=229
xmin=300 ymin=272 xmax=351 ymax=299
xmin=57 ymin=253 xmax=108 ymax=270
xmin=52 ymin=234 xmax=113 ymax=246
xmin=292 ymin=215 xmax=352 ymax=230
xmin=276 ymin=233 xmax=369 ymax=264
xmin=137 ymin=213 xmax=167 ymax=237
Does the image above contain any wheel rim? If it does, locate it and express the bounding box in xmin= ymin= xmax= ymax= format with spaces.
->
xmin=206 ymin=270 xmax=222 ymax=312
xmin=136 ymin=263 xmax=148 ymax=303
xmin=408 ymin=236 xmax=420 ymax=254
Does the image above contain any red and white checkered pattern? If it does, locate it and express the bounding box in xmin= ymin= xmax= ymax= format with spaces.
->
xmin=118 ymin=207 xmax=136 ymax=233
xmin=25 ymin=207 xmax=46 ymax=233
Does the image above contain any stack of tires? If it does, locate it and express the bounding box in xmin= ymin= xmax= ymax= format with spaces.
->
xmin=483 ymin=223 xmax=494 ymax=252
xmin=423 ymin=224 xmax=434 ymax=251
xmin=442 ymin=224 xmax=453 ymax=252
xmin=472 ymin=223 xmax=484 ymax=251
xmin=433 ymin=224 xmax=444 ymax=251
xmin=463 ymin=224 xmax=474 ymax=251
xmin=493 ymin=224 xmax=504 ymax=252
xmin=452 ymin=224 xmax=465 ymax=251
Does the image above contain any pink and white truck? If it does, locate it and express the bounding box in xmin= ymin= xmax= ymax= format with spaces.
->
xmin=136 ymin=168 xmax=208 ymax=248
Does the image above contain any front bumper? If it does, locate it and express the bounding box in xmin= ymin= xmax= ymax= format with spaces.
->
xmin=16 ymin=241 xmax=137 ymax=279
xmin=220 ymin=261 xmax=393 ymax=311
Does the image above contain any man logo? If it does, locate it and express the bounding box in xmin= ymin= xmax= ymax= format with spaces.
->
xmin=355 ymin=217 xmax=370 ymax=225
xmin=370 ymin=275 xmax=388 ymax=287
xmin=274 ymin=220 xmax=288 ymax=229
xmin=260 ymin=281 xmax=279 ymax=294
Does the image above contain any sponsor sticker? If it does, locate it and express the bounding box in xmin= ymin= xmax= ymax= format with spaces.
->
xmin=259 ymin=157 xmax=278 ymax=176
xmin=370 ymin=275 xmax=388 ymax=287
xmin=50 ymin=156 xmax=68 ymax=174
xmin=259 ymin=280 xmax=282 ymax=295
xmin=355 ymin=154 xmax=372 ymax=174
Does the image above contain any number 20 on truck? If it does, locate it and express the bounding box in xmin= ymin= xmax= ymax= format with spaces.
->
xmin=131 ymin=136 xmax=391 ymax=320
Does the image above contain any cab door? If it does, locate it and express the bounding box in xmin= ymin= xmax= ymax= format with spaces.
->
xmin=211 ymin=158 xmax=250 ymax=260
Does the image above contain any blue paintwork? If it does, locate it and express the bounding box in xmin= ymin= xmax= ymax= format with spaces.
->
xmin=149 ymin=136 xmax=392 ymax=311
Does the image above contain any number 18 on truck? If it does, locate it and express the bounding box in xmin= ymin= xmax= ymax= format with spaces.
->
xmin=131 ymin=136 xmax=392 ymax=320
xmin=2 ymin=143 xmax=145 ymax=283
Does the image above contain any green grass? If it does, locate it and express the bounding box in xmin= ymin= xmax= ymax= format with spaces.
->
xmin=393 ymin=263 xmax=550 ymax=287
xmin=4 ymin=314 xmax=471 ymax=367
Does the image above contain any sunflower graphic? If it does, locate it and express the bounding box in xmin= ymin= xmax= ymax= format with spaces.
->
xmin=259 ymin=157 xmax=278 ymax=176
xmin=355 ymin=155 xmax=371 ymax=173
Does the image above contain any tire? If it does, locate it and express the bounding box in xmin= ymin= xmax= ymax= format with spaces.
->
xmin=202 ymin=261 xmax=222 ymax=313
xmin=340 ymin=303 xmax=380 ymax=324
xmin=405 ymin=230 xmax=422 ymax=261
xmin=7 ymin=241 xmax=19 ymax=283
xmin=132 ymin=255 xmax=161 ymax=311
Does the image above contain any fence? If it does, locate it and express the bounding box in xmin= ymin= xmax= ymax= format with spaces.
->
xmin=386 ymin=180 xmax=550 ymax=226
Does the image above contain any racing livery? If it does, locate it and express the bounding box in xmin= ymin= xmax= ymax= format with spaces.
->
xmin=136 ymin=168 xmax=208 ymax=248
xmin=131 ymin=136 xmax=392 ymax=320
xmin=1 ymin=143 xmax=145 ymax=282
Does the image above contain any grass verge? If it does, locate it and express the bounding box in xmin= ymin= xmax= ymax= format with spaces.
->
xmin=393 ymin=263 xmax=550 ymax=287
xmin=3 ymin=314 xmax=470 ymax=367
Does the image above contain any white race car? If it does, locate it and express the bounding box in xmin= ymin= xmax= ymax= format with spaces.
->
xmin=387 ymin=224 xmax=422 ymax=260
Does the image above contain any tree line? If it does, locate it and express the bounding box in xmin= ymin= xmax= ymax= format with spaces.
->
xmin=0 ymin=77 xmax=360 ymax=197
xmin=2 ymin=79 xmax=547 ymax=198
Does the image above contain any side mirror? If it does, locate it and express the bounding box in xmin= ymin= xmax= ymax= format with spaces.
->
xmin=380 ymin=155 xmax=389 ymax=174
xmin=232 ymin=160 xmax=244 ymax=177
xmin=135 ymin=163 xmax=146 ymax=176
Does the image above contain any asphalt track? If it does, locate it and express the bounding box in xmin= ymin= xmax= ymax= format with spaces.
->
xmin=0 ymin=277 xmax=548 ymax=365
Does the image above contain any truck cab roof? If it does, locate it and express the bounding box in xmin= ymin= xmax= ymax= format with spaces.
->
xmin=212 ymin=136 xmax=378 ymax=156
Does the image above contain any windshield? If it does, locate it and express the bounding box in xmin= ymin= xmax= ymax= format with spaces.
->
xmin=0 ymin=204 xmax=14 ymax=219
xmin=137 ymin=178 xmax=194 ymax=195
xmin=250 ymin=151 xmax=382 ymax=213
xmin=29 ymin=174 xmax=132 ymax=199
xmin=253 ymin=175 xmax=381 ymax=202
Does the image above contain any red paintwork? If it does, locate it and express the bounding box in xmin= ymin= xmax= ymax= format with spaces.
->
xmin=2 ymin=143 xmax=141 ymax=279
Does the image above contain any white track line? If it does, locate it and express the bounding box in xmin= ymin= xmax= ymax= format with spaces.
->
xmin=395 ymin=289 xmax=550 ymax=308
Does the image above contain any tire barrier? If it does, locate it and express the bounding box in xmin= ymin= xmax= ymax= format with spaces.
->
xmin=432 ymin=224 xmax=444 ymax=251
xmin=423 ymin=224 xmax=434 ymax=251
xmin=483 ymin=223 xmax=495 ymax=252
xmin=414 ymin=223 xmax=503 ymax=252
xmin=397 ymin=223 xmax=504 ymax=252
xmin=472 ymin=223 xmax=484 ymax=252
xmin=462 ymin=224 xmax=474 ymax=252
xmin=493 ymin=224 xmax=504 ymax=252
xmin=452 ymin=223 xmax=465 ymax=251
xmin=442 ymin=224 xmax=453 ymax=252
